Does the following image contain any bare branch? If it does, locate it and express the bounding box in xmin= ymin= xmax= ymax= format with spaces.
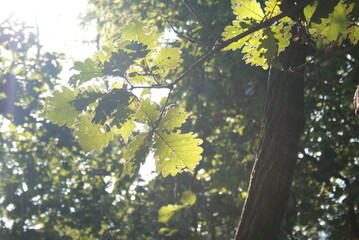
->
xmin=166 ymin=19 xmax=214 ymax=46
xmin=182 ymin=0 xmax=221 ymax=43
xmin=130 ymin=85 xmax=171 ymax=90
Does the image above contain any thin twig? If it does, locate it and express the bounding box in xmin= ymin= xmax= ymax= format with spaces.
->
xmin=142 ymin=59 xmax=160 ymax=85
xmin=122 ymin=76 xmax=134 ymax=88
xmin=166 ymin=19 xmax=214 ymax=46
xmin=168 ymin=45 xmax=220 ymax=88
xmin=157 ymin=88 xmax=173 ymax=126
xmin=182 ymin=0 xmax=221 ymax=43
xmin=290 ymin=55 xmax=316 ymax=71
xmin=149 ymin=89 xmax=173 ymax=138
xmin=130 ymin=84 xmax=171 ymax=90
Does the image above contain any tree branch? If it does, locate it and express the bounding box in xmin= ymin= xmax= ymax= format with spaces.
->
xmin=182 ymin=0 xmax=221 ymax=43
xmin=168 ymin=0 xmax=314 ymax=88
xmin=166 ymin=19 xmax=214 ymax=46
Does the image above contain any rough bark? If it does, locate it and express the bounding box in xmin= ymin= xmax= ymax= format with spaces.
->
xmin=234 ymin=39 xmax=306 ymax=240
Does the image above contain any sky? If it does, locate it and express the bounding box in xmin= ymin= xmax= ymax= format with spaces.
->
xmin=0 ymin=0 xmax=96 ymax=60
xmin=0 ymin=0 xmax=157 ymax=179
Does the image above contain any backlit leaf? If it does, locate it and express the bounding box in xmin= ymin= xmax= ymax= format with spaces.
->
xmin=154 ymin=131 xmax=203 ymax=177
xmin=231 ymin=0 xmax=264 ymax=21
xmin=134 ymin=98 xmax=160 ymax=126
xmin=158 ymin=107 xmax=190 ymax=131
xmin=181 ymin=190 xmax=197 ymax=206
xmin=158 ymin=204 xmax=185 ymax=223
xmin=118 ymin=118 xmax=136 ymax=142
xmin=121 ymin=19 xmax=161 ymax=48
xmin=309 ymin=0 xmax=352 ymax=46
xmin=43 ymin=85 xmax=78 ymax=127
xmin=149 ymin=47 xmax=182 ymax=71
xmin=264 ymin=0 xmax=282 ymax=19
xmin=73 ymin=112 xmax=120 ymax=152
xmin=348 ymin=25 xmax=359 ymax=45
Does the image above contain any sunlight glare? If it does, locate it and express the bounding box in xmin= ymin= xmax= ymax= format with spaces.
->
xmin=0 ymin=0 xmax=96 ymax=60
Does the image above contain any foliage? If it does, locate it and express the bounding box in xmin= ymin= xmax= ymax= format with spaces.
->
xmin=43 ymin=20 xmax=203 ymax=178
xmin=222 ymin=0 xmax=295 ymax=69
xmin=1 ymin=0 xmax=359 ymax=239
xmin=222 ymin=0 xmax=359 ymax=69
xmin=79 ymin=0 xmax=359 ymax=239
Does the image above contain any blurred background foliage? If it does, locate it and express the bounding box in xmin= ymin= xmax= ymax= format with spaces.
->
xmin=0 ymin=0 xmax=359 ymax=239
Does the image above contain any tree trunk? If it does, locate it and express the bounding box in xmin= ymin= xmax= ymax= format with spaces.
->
xmin=234 ymin=39 xmax=306 ymax=239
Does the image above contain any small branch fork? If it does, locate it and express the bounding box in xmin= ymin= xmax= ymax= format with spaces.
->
xmin=182 ymin=0 xmax=222 ymax=43
xmin=166 ymin=19 xmax=214 ymax=46
xmin=128 ymin=0 xmax=313 ymax=91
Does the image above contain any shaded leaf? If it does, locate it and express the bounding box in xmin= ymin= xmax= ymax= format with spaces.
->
xmin=92 ymin=88 xmax=134 ymax=128
xmin=309 ymin=0 xmax=352 ymax=46
xmin=69 ymin=58 xmax=103 ymax=86
xmin=102 ymin=42 xmax=150 ymax=78
xmin=70 ymin=90 xmax=103 ymax=112
xmin=121 ymin=133 xmax=149 ymax=178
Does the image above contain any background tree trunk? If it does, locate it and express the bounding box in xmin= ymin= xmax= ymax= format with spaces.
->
xmin=234 ymin=39 xmax=306 ymax=239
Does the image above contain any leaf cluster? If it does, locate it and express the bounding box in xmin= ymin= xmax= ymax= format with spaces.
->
xmin=43 ymin=20 xmax=203 ymax=178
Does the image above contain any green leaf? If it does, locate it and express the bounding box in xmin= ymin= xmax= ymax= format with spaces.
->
xmin=304 ymin=1 xmax=319 ymax=22
xmin=158 ymin=204 xmax=185 ymax=223
xmin=154 ymin=131 xmax=203 ymax=177
xmin=149 ymin=47 xmax=183 ymax=71
xmin=73 ymin=112 xmax=120 ymax=152
xmin=43 ymin=85 xmax=79 ymax=127
xmin=309 ymin=0 xmax=351 ymax=46
xmin=310 ymin=0 xmax=341 ymax=24
xmin=69 ymin=58 xmax=103 ymax=86
xmin=159 ymin=227 xmax=178 ymax=236
xmin=134 ymin=98 xmax=160 ymax=126
xmin=102 ymin=42 xmax=150 ymax=78
xmin=158 ymin=107 xmax=190 ymax=131
xmin=264 ymin=0 xmax=282 ymax=18
xmin=181 ymin=190 xmax=197 ymax=206
xmin=271 ymin=22 xmax=293 ymax=53
xmin=241 ymin=29 xmax=270 ymax=69
xmin=222 ymin=0 xmax=291 ymax=69
xmin=121 ymin=19 xmax=161 ymax=48
xmin=222 ymin=25 xmax=251 ymax=51
xmin=70 ymin=89 xmax=103 ymax=112
xmin=118 ymin=118 xmax=136 ymax=142
xmin=348 ymin=25 xmax=359 ymax=45
xmin=92 ymin=88 xmax=135 ymax=128
xmin=260 ymin=28 xmax=278 ymax=65
xmin=121 ymin=133 xmax=149 ymax=178
xmin=231 ymin=0 xmax=264 ymax=21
